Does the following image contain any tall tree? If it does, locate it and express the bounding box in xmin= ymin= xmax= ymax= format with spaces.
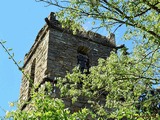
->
xmin=34 ymin=0 xmax=160 ymax=84
xmin=36 ymin=0 xmax=159 ymax=40
xmin=35 ymin=0 xmax=160 ymax=119
xmin=6 ymin=0 xmax=159 ymax=119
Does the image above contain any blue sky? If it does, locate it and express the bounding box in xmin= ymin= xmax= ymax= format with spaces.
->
xmin=0 ymin=0 xmax=130 ymax=117
xmin=0 ymin=0 xmax=59 ymax=116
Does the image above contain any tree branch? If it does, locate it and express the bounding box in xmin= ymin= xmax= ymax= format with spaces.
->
xmin=0 ymin=41 xmax=30 ymax=81
xmin=143 ymin=0 xmax=160 ymax=13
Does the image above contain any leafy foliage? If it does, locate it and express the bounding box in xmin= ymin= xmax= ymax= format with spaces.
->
xmin=5 ymin=82 xmax=91 ymax=120
xmin=2 ymin=0 xmax=160 ymax=119
xmin=35 ymin=0 xmax=160 ymax=119
xmin=57 ymin=52 xmax=160 ymax=119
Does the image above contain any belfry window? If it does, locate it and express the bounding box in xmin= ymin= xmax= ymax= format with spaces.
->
xmin=30 ymin=59 xmax=36 ymax=81
xmin=77 ymin=46 xmax=90 ymax=74
xmin=28 ymin=59 xmax=36 ymax=99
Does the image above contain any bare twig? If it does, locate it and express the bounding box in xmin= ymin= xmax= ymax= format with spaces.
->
xmin=0 ymin=41 xmax=30 ymax=81
xmin=113 ymin=23 xmax=123 ymax=33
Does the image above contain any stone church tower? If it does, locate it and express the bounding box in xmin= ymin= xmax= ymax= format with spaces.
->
xmin=19 ymin=12 xmax=116 ymax=110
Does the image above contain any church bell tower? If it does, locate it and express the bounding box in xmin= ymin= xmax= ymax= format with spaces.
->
xmin=19 ymin=12 xmax=116 ymax=110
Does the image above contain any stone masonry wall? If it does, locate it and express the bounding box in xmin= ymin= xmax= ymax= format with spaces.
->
xmin=46 ymin=28 xmax=113 ymax=79
xmin=45 ymin=12 xmax=115 ymax=80
xmin=20 ymin=12 xmax=116 ymax=111
xmin=19 ymin=26 xmax=49 ymax=104
xmin=44 ymin=13 xmax=116 ymax=111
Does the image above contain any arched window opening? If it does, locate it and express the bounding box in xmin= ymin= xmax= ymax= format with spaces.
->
xmin=30 ymin=59 xmax=36 ymax=81
xmin=77 ymin=46 xmax=90 ymax=74
xmin=28 ymin=59 xmax=36 ymax=99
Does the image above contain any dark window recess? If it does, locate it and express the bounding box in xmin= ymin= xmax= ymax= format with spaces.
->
xmin=77 ymin=53 xmax=90 ymax=74
xmin=28 ymin=59 xmax=36 ymax=98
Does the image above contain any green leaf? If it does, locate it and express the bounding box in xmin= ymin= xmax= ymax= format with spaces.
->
xmin=8 ymin=48 xmax=12 ymax=51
